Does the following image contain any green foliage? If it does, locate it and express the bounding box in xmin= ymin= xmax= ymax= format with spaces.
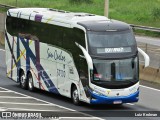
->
xmin=0 ymin=0 xmax=160 ymax=37
xmin=69 ymin=0 xmax=93 ymax=4
xmin=152 ymin=8 xmax=160 ymax=20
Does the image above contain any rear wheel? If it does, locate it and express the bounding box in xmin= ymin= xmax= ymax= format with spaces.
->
xmin=27 ymin=73 xmax=34 ymax=91
xmin=19 ymin=71 xmax=27 ymax=89
xmin=72 ymin=86 xmax=80 ymax=105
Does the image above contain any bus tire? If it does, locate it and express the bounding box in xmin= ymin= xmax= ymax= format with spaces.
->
xmin=72 ymin=86 xmax=80 ymax=105
xmin=19 ymin=70 xmax=27 ymax=89
xmin=27 ymin=73 xmax=34 ymax=91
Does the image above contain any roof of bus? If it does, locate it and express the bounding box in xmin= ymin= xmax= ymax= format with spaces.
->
xmin=7 ymin=8 xmax=108 ymax=23
xmin=7 ymin=8 xmax=130 ymax=31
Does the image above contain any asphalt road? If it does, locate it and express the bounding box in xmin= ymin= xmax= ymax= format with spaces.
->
xmin=136 ymin=35 xmax=160 ymax=46
xmin=136 ymin=35 xmax=160 ymax=68
xmin=0 ymin=49 xmax=160 ymax=120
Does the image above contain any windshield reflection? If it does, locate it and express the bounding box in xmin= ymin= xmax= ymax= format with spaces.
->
xmin=93 ymin=57 xmax=138 ymax=82
xmin=88 ymin=30 xmax=136 ymax=48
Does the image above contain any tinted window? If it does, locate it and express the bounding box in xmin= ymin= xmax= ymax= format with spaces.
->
xmin=6 ymin=16 xmax=19 ymax=36
xmin=6 ymin=16 xmax=88 ymax=79
xmin=93 ymin=57 xmax=138 ymax=82
xmin=91 ymin=56 xmax=139 ymax=89
xmin=73 ymin=28 xmax=86 ymax=48
xmin=6 ymin=16 xmax=87 ymax=69
xmin=6 ymin=16 xmax=64 ymax=47
xmin=6 ymin=16 xmax=86 ymax=49
xmin=88 ymin=30 xmax=136 ymax=48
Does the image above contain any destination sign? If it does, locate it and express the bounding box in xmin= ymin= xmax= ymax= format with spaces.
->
xmin=97 ymin=47 xmax=131 ymax=54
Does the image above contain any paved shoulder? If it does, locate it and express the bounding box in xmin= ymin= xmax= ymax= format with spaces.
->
xmin=0 ymin=86 xmax=101 ymax=119
xmin=136 ymin=35 xmax=160 ymax=46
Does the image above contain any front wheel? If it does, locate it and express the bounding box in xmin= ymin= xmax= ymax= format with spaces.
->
xmin=27 ymin=73 xmax=34 ymax=91
xmin=72 ymin=86 xmax=80 ymax=105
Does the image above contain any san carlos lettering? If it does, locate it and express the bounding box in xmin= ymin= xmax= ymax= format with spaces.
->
xmin=47 ymin=48 xmax=65 ymax=62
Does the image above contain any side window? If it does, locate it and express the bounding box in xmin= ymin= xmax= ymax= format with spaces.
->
xmin=30 ymin=21 xmax=44 ymax=41
xmin=18 ymin=19 xmax=30 ymax=33
xmin=49 ymin=25 xmax=63 ymax=47
xmin=30 ymin=21 xmax=49 ymax=43
xmin=18 ymin=19 xmax=32 ymax=40
xmin=73 ymin=28 xmax=86 ymax=49
xmin=28 ymin=21 xmax=50 ymax=42
xmin=6 ymin=17 xmax=64 ymax=48
xmin=40 ymin=23 xmax=50 ymax=43
xmin=63 ymin=27 xmax=74 ymax=50
xmin=6 ymin=16 xmax=19 ymax=36
xmin=6 ymin=16 xmax=12 ymax=35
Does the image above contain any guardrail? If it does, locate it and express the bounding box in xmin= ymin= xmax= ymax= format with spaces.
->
xmin=130 ymin=24 xmax=160 ymax=32
xmin=0 ymin=3 xmax=16 ymax=9
xmin=0 ymin=3 xmax=160 ymax=33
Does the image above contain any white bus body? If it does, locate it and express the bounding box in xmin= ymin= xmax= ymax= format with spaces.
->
xmin=5 ymin=8 xmax=149 ymax=105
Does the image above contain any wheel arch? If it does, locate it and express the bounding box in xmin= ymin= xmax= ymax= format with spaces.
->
xmin=26 ymin=70 xmax=32 ymax=77
xmin=70 ymin=82 xmax=80 ymax=98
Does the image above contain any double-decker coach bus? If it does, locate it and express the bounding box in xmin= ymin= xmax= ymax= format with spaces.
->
xmin=5 ymin=8 xmax=149 ymax=105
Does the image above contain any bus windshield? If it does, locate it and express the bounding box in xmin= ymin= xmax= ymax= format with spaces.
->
xmin=93 ymin=57 xmax=138 ymax=82
xmin=88 ymin=30 xmax=136 ymax=48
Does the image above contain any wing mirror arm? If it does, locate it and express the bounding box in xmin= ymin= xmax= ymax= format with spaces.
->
xmin=75 ymin=42 xmax=93 ymax=70
xmin=138 ymin=47 xmax=150 ymax=67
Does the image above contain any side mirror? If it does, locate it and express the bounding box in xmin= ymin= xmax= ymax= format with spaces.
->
xmin=138 ymin=47 xmax=150 ymax=67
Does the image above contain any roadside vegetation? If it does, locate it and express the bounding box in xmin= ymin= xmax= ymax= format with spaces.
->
xmin=0 ymin=0 xmax=160 ymax=37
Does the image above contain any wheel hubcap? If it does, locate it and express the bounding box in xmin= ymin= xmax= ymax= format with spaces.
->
xmin=29 ymin=77 xmax=33 ymax=89
xmin=21 ymin=75 xmax=25 ymax=86
xmin=73 ymin=89 xmax=78 ymax=102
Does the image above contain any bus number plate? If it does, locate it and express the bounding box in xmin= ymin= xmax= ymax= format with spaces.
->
xmin=113 ymin=100 xmax=122 ymax=104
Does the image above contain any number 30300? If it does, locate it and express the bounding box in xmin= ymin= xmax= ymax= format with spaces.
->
xmin=57 ymin=69 xmax=66 ymax=78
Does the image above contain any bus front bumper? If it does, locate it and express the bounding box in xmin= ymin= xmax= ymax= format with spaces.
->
xmin=90 ymin=91 xmax=139 ymax=104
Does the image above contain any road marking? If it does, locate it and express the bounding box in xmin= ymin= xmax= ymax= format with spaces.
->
xmin=0 ymin=49 xmax=5 ymax=52
xmin=0 ymin=102 xmax=69 ymax=106
xmin=0 ymin=91 xmax=12 ymax=92
xmin=126 ymin=103 xmax=134 ymax=106
xmin=0 ymin=86 xmax=73 ymax=109
xmin=0 ymin=107 xmax=7 ymax=111
xmin=0 ymin=102 xmax=103 ymax=119
xmin=0 ymin=87 xmax=103 ymax=120
xmin=0 ymin=96 xmax=32 ymax=98
xmin=0 ymin=87 xmax=12 ymax=91
xmin=140 ymin=85 xmax=160 ymax=92
xmin=60 ymin=117 xmax=99 ymax=119
xmin=0 ymin=102 xmax=55 ymax=106
xmin=7 ymin=108 xmax=63 ymax=111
